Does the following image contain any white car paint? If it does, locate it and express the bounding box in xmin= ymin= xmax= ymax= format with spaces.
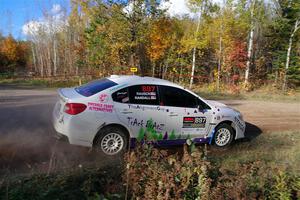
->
xmin=53 ymin=75 xmax=246 ymax=149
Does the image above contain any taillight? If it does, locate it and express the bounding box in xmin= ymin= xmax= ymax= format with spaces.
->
xmin=64 ymin=103 xmax=87 ymax=115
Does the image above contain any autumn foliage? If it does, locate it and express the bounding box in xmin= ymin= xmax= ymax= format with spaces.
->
xmin=0 ymin=0 xmax=299 ymax=89
xmin=0 ymin=35 xmax=29 ymax=73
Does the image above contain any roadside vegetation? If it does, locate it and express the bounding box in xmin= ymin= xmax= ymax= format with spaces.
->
xmin=0 ymin=77 xmax=87 ymax=88
xmin=1 ymin=76 xmax=300 ymax=103
xmin=194 ymin=84 xmax=300 ymax=102
xmin=1 ymin=130 xmax=299 ymax=199
xmin=0 ymin=0 xmax=299 ymax=92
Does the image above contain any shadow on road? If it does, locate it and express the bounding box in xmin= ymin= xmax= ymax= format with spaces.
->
xmin=236 ymin=122 xmax=262 ymax=144
xmin=244 ymin=122 xmax=262 ymax=140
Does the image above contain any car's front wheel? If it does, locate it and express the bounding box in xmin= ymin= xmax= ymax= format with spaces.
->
xmin=94 ymin=126 xmax=128 ymax=156
xmin=214 ymin=123 xmax=234 ymax=147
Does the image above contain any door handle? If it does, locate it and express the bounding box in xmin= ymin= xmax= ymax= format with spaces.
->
xmin=121 ymin=111 xmax=133 ymax=114
xmin=169 ymin=111 xmax=178 ymax=117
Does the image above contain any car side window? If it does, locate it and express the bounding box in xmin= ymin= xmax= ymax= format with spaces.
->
xmin=112 ymin=88 xmax=129 ymax=103
xmin=159 ymin=85 xmax=198 ymax=108
xmin=128 ymin=85 xmax=159 ymax=105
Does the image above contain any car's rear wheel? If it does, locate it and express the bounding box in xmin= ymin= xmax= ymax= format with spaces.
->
xmin=94 ymin=126 xmax=128 ymax=156
xmin=214 ymin=123 xmax=234 ymax=147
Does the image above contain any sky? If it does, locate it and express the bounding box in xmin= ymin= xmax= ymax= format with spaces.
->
xmin=0 ymin=0 xmax=223 ymax=40
xmin=0 ymin=0 xmax=69 ymax=40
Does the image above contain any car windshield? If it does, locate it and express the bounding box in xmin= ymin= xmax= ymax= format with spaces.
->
xmin=75 ymin=78 xmax=117 ymax=97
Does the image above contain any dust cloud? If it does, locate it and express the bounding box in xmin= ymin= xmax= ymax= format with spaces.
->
xmin=0 ymin=87 xmax=120 ymax=177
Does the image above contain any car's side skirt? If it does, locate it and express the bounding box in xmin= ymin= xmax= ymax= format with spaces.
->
xmin=129 ymin=137 xmax=211 ymax=148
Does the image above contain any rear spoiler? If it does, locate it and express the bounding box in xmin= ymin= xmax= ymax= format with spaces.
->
xmin=58 ymin=87 xmax=84 ymax=102
xmin=58 ymin=88 xmax=68 ymax=102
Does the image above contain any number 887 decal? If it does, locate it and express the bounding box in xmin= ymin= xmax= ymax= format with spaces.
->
xmin=183 ymin=117 xmax=207 ymax=128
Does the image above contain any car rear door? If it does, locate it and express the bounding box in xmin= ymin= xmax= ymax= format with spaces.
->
xmin=112 ymin=85 xmax=167 ymax=140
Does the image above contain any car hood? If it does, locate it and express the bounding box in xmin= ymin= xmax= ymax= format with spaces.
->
xmin=206 ymin=100 xmax=227 ymax=108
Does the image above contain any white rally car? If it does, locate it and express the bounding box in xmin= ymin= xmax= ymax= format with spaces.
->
xmin=53 ymin=75 xmax=245 ymax=155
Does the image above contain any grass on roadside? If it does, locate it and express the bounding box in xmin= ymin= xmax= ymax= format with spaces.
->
xmin=1 ymin=77 xmax=299 ymax=102
xmin=122 ymin=130 xmax=300 ymax=199
xmin=195 ymin=84 xmax=300 ymax=102
xmin=209 ymin=130 xmax=300 ymax=174
xmin=0 ymin=165 xmax=124 ymax=200
xmin=0 ymin=78 xmax=89 ymax=88
xmin=0 ymin=130 xmax=299 ymax=199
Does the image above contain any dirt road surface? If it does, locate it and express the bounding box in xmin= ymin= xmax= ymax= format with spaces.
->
xmin=0 ymin=85 xmax=299 ymax=176
xmin=222 ymin=100 xmax=300 ymax=132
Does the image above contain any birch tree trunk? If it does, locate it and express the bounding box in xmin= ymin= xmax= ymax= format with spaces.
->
xmin=53 ymin=37 xmax=57 ymax=76
xmin=245 ymin=0 xmax=255 ymax=86
xmin=217 ymin=23 xmax=223 ymax=91
xmin=31 ymin=43 xmax=37 ymax=73
xmin=282 ymin=19 xmax=299 ymax=92
xmin=47 ymin=41 xmax=52 ymax=77
xmin=162 ymin=62 xmax=169 ymax=79
xmin=152 ymin=62 xmax=155 ymax=77
xmin=179 ymin=65 xmax=183 ymax=83
xmin=38 ymin=44 xmax=44 ymax=77
xmin=189 ymin=11 xmax=202 ymax=89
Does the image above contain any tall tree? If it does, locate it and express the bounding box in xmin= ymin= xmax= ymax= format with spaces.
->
xmin=281 ymin=0 xmax=300 ymax=91
xmin=245 ymin=0 xmax=256 ymax=86
xmin=188 ymin=0 xmax=211 ymax=89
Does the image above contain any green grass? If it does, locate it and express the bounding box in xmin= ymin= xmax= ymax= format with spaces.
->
xmin=196 ymin=89 xmax=300 ymax=102
xmin=0 ymin=78 xmax=89 ymax=88
xmin=0 ymin=166 xmax=124 ymax=200
xmin=197 ymin=90 xmax=244 ymax=100
xmin=244 ymin=89 xmax=300 ymax=102
xmin=210 ymin=130 xmax=300 ymax=174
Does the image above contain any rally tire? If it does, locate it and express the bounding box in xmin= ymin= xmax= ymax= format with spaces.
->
xmin=214 ymin=123 xmax=234 ymax=147
xmin=94 ymin=126 xmax=128 ymax=156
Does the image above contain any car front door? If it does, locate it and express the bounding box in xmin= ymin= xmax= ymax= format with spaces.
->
xmin=159 ymin=85 xmax=212 ymax=140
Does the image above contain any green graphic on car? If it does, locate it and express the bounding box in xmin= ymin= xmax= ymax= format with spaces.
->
xmin=137 ymin=119 xmax=180 ymax=142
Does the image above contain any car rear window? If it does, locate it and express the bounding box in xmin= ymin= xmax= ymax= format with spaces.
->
xmin=75 ymin=78 xmax=117 ymax=97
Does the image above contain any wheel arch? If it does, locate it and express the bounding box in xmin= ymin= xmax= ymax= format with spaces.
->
xmin=213 ymin=120 xmax=236 ymax=140
xmin=93 ymin=123 xmax=131 ymax=147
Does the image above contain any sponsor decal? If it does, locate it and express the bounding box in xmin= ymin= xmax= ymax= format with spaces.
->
xmin=182 ymin=117 xmax=206 ymax=128
xmin=127 ymin=117 xmax=164 ymax=131
xmin=88 ymin=102 xmax=113 ymax=113
xmin=133 ymin=118 xmax=210 ymax=145
xmin=234 ymin=116 xmax=245 ymax=131
xmin=115 ymin=90 xmax=129 ymax=103
xmin=99 ymin=94 xmax=108 ymax=103
xmin=127 ymin=104 xmax=167 ymax=112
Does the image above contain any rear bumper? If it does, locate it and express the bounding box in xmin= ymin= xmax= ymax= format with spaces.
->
xmin=54 ymin=131 xmax=70 ymax=143
xmin=52 ymin=96 xmax=94 ymax=148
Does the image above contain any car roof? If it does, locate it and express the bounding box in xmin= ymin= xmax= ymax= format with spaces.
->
xmin=107 ymin=75 xmax=183 ymax=89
